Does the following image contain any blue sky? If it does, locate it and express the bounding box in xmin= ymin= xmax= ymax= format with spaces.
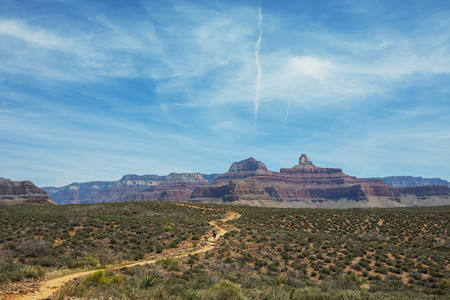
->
xmin=1 ymin=0 xmax=449 ymax=187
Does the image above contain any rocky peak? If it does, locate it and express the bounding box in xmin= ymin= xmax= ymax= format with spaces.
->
xmin=118 ymin=174 xmax=165 ymax=187
xmin=215 ymin=158 xmax=272 ymax=182
xmin=165 ymin=173 xmax=209 ymax=184
xmin=228 ymin=157 xmax=268 ymax=172
xmin=299 ymin=154 xmax=314 ymax=167
xmin=280 ymin=154 xmax=343 ymax=174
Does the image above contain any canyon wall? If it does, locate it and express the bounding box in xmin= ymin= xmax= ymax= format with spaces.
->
xmin=189 ymin=155 xmax=450 ymax=208
xmin=0 ymin=180 xmax=55 ymax=205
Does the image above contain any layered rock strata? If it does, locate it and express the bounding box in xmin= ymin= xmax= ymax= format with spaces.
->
xmin=190 ymin=154 xmax=450 ymax=208
xmin=381 ymin=176 xmax=450 ymax=187
xmin=45 ymin=173 xmax=215 ymax=204
xmin=0 ymin=180 xmax=55 ymax=205
xmin=132 ymin=173 xmax=210 ymax=202
xmin=40 ymin=154 xmax=450 ymax=208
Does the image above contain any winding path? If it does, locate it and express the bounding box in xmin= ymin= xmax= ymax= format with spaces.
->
xmin=11 ymin=208 xmax=240 ymax=300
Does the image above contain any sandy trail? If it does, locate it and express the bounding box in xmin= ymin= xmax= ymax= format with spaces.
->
xmin=10 ymin=208 xmax=240 ymax=300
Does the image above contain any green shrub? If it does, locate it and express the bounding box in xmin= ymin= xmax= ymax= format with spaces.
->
xmin=82 ymin=270 xmax=111 ymax=285
xmin=209 ymin=280 xmax=245 ymax=300
xmin=20 ymin=239 xmax=50 ymax=258
xmin=345 ymin=273 xmax=365 ymax=285
xmin=274 ymin=277 xmax=286 ymax=286
xmin=111 ymin=275 xmax=124 ymax=284
xmin=70 ymin=255 xmax=99 ymax=269
xmin=0 ymin=262 xmax=45 ymax=282
xmin=133 ymin=250 xmax=144 ymax=261
xmin=438 ymin=278 xmax=450 ymax=290
xmin=81 ymin=270 xmax=123 ymax=286
xmin=156 ymin=257 xmax=178 ymax=268
xmin=31 ymin=257 xmax=56 ymax=267
xmin=170 ymin=238 xmax=181 ymax=248
xmin=140 ymin=274 xmax=161 ymax=289
xmin=0 ymin=273 xmax=7 ymax=284
xmin=23 ymin=266 xmax=45 ymax=279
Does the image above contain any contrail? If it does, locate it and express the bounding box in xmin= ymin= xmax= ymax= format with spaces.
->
xmin=253 ymin=6 xmax=263 ymax=128
xmin=284 ymin=98 xmax=290 ymax=135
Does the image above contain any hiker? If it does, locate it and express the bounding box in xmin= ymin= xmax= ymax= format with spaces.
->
xmin=212 ymin=228 xmax=217 ymax=241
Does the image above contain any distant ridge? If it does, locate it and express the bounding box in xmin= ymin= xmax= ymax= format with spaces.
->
xmin=0 ymin=180 xmax=55 ymax=205
xmin=190 ymin=154 xmax=450 ymax=208
xmin=39 ymin=154 xmax=450 ymax=208
xmin=43 ymin=173 xmax=219 ymax=204
xmin=380 ymin=176 xmax=450 ymax=187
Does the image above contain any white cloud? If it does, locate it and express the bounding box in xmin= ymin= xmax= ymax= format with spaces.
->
xmin=0 ymin=19 xmax=64 ymax=48
xmin=1 ymin=2 xmax=449 ymax=104
xmin=288 ymin=56 xmax=334 ymax=81
xmin=1 ymin=1 xmax=450 ymax=186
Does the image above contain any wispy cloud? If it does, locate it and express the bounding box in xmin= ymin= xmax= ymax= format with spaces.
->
xmin=1 ymin=0 xmax=450 ymax=185
xmin=253 ymin=6 xmax=263 ymax=127
xmin=283 ymin=98 xmax=290 ymax=135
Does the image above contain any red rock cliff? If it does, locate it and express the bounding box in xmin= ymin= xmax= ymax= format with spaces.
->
xmin=190 ymin=154 xmax=450 ymax=208
xmin=0 ymin=180 xmax=55 ymax=205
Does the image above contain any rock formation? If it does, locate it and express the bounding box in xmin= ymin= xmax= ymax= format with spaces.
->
xmin=380 ymin=176 xmax=450 ymax=187
xmin=44 ymin=173 xmax=216 ymax=204
xmin=214 ymin=157 xmax=275 ymax=182
xmin=0 ymin=180 xmax=55 ymax=205
xmin=44 ymin=181 xmax=115 ymax=205
xmin=135 ymin=173 xmax=210 ymax=202
xmin=40 ymin=154 xmax=450 ymax=208
xmin=190 ymin=155 xmax=450 ymax=208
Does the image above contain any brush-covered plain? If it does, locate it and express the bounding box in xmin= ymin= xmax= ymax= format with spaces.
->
xmin=0 ymin=202 xmax=449 ymax=299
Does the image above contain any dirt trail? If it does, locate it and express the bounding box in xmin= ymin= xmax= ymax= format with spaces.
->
xmin=10 ymin=207 xmax=240 ymax=300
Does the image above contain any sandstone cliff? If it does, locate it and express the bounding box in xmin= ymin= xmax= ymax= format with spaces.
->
xmin=190 ymin=154 xmax=450 ymax=208
xmin=134 ymin=173 xmax=210 ymax=202
xmin=215 ymin=157 xmax=275 ymax=182
xmin=40 ymin=154 xmax=450 ymax=208
xmin=45 ymin=173 xmax=214 ymax=204
xmin=44 ymin=181 xmax=115 ymax=205
xmin=0 ymin=180 xmax=55 ymax=205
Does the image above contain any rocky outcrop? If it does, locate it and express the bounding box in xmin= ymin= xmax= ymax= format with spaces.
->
xmin=215 ymin=157 xmax=275 ymax=182
xmin=190 ymin=184 xmax=231 ymax=202
xmin=139 ymin=173 xmax=210 ymax=202
xmin=381 ymin=176 xmax=450 ymax=187
xmin=190 ymin=179 xmax=275 ymax=206
xmin=395 ymin=185 xmax=450 ymax=197
xmin=394 ymin=185 xmax=450 ymax=207
xmin=164 ymin=173 xmax=208 ymax=184
xmin=69 ymin=175 xmax=165 ymax=204
xmin=190 ymin=154 xmax=450 ymax=208
xmin=44 ymin=181 xmax=115 ymax=204
xmin=45 ymin=173 xmax=213 ymax=204
xmin=222 ymin=179 xmax=272 ymax=202
xmin=0 ymin=180 xmax=55 ymax=205
xmin=44 ymin=175 xmax=169 ymax=204
xmin=40 ymin=154 xmax=450 ymax=208
xmin=199 ymin=173 xmax=220 ymax=183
